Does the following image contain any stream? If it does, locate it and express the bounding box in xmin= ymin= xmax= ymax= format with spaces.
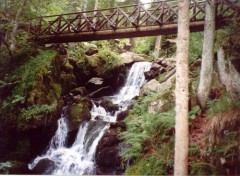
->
xmin=28 ymin=61 xmax=152 ymax=174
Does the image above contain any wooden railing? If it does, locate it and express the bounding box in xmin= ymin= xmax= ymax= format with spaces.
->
xmin=28 ymin=0 xmax=240 ymax=43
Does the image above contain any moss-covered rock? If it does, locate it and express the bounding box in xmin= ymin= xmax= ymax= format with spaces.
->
xmin=67 ymin=98 xmax=92 ymax=131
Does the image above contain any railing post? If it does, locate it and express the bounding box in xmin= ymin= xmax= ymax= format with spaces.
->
xmin=39 ymin=17 xmax=42 ymax=36
xmin=58 ymin=16 xmax=62 ymax=34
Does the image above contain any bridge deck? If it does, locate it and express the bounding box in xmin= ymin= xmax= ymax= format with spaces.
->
xmin=29 ymin=0 xmax=240 ymax=43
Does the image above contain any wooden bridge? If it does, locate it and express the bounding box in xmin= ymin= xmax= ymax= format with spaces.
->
xmin=29 ymin=0 xmax=240 ymax=43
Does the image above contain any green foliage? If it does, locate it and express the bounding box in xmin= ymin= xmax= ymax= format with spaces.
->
xmin=189 ymin=32 xmax=203 ymax=64
xmin=96 ymin=49 xmax=122 ymax=74
xmin=190 ymin=162 xmax=216 ymax=175
xmin=0 ymin=49 xmax=61 ymax=129
xmin=125 ymin=152 xmax=174 ymax=175
xmin=208 ymin=93 xmax=240 ymax=116
xmin=20 ymin=101 xmax=57 ymax=121
xmin=189 ymin=105 xmax=201 ymax=120
xmin=0 ymin=162 xmax=12 ymax=174
xmin=135 ymin=37 xmax=156 ymax=55
xmin=121 ymin=91 xmax=175 ymax=175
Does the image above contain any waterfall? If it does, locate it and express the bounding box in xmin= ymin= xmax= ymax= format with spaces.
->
xmin=28 ymin=61 xmax=152 ymax=175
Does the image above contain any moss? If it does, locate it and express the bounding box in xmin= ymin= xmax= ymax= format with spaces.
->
xmin=0 ymin=49 xmax=62 ymax=130
xmin=68 ymin=100 xmax=91 ymax=129
xmin=18 ymin=101 xmax=58 ymax=130
xmin=60 ymin=73 xmax=76 ymax=94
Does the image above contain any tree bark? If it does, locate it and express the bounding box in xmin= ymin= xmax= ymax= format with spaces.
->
xmin=154 ymin=35 xmax=162 ymax=58
xmin=197 ymin=0 xmax=216 ymax=109
xmin=174 ymin=0 xmax=190 ymax=175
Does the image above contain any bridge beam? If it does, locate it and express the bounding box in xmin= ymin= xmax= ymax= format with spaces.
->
xmin=33 ymin=21 xmax=204 ymax=44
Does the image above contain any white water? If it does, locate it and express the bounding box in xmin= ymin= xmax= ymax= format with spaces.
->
xmin=28 ymin=61 xmax=152 ymax=175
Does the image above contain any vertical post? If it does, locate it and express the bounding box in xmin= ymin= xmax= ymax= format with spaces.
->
xmin=39 ymin=17 xmax=42 ymax=35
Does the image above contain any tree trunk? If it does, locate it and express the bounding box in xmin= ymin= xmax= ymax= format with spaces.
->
xmin=197 ymin=0 xmax=216 ymax=109
xmin=94 ymin=0 xmax=98 ymax=11
xmin=174 ymin=0 xmax=190 ymax=175
xmin=129 ymin=38 xmax=136 ymax=51
xmin=154 ymin=35 xmax=162 ymax=58
xmin=129 ymin=0 xmax=140 ymax=52
xmin=9 ymin=0 xmax=28 ymax=60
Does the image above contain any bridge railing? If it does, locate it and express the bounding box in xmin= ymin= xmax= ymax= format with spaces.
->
xmin=28 ymin=0 xmax=239 ymax=37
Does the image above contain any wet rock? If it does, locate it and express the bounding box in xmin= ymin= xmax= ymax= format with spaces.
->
xmin=110 ymin=121 xmax=126 ymax=130
xmin=99 ymin=99 xmax=118 ymax=113
xmin=86 ymin=77 xmax=104 ymax=92
xmin=96 ymin=128 xmax=122 ymax=169
xmin=31 ymin=158 xmax=55 ymax=174
xmin=67 ymin=100 xmax=91 ymax=131
xmin=116 ymin=110 xmax=129 ymax=121
xmin=70 ymin=87 xmax=87 ymax=96
xmin=87 ymin=86 xmax=113 ymax=98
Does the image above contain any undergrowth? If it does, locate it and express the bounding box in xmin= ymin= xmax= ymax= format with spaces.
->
xmin=121 ymin=91 xmax=175 ymax=175
xmin=0 ymin=49 xmax=60 ymax=129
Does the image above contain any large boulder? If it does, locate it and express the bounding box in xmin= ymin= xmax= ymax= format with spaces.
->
xmin=141 ymin=74 xmax=175 ymax=95
xmin=96 ymin=125 xmax=123 ymax=173
xmin=86 ymin=77 xmax=104 ymax=92
xmin=67 ymin=98 xmax=92 ymax=131
xmin=120 ymin=52 xmax=146 ymax=65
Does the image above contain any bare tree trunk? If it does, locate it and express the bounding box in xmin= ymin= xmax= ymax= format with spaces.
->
xmin=129 ymin=38 xmax=136 ymax=51
xmin=9 ymin=0 xmax=28 ymax=59
xmin=129 ymin=0 xmax=140 ymax=52
xmin=94 ymin=0 xmax=98 ymax=11
xmin=174 ymin=0 xmax=190 ymax=175
xmin=154 ymin=35 xmax=162 ymax=58
xmin=197 ymin=0 xmax=216 ymax=109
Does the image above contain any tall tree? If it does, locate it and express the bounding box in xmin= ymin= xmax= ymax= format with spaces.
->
xmin=129 ymin=0 xmax=140 ymax=51
xmin=197 ymin=0 xmax=216 ymax=109
xmin=174 ymin=0 xmax=190 ymax=175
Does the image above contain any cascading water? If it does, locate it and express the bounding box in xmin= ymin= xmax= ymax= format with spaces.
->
xmin=28 ymin=61 xmax=152 ymax=175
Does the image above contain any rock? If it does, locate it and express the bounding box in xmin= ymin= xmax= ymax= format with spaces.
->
xmin=70 ymin=87 xmax=87 ymax=96
xmin=116 ymin=110 xmax=129 ymax=121
xmin=60 ymin=73 xmax=76 ymax=94
xmin=87 ymin=86 xmax=113 ymax=98
xmin=141 ymin=79 xmax=161 ymax=94
xmin=120 ymin=52 xmax=146 ymax=65
xmin=86 ymin=77 xmax=104 ymax=92
xmin=144 ymin=64 xmax=166 ymax=80
xmin=141 ymin=74 xmax=175 ymax=95
xmin=96 ymin=128 xmax=122 ymax=169
xmin=110 ymin=121 xmax=126 ymax=130
xmin=31 ymin=158 xmax=55 ymax=174
xmin=67 ymin=100 xmax=91 ymax=131
xmin=83 ymin=42 xmax=99 ymax=56
xmin=148 ymin=100 xmax=169 ymax=114
xmin=62 ymin=60 xmax=73 ymax=74
xmin=99 ymin=99 xmax=118 ymax=112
